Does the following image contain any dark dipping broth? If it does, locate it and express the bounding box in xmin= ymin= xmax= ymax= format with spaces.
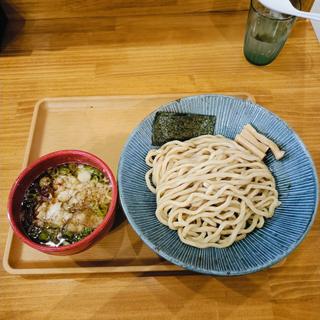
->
xmin=21 ymin=163 xmax=112 ymax=247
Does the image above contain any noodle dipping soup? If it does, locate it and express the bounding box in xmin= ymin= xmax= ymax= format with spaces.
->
xmin=7 ymin=150 xmax=118 ymax=255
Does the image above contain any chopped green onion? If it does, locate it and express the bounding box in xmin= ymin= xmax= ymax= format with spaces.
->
xmin=38 ymin=230 xmax=49 ymax=242
xmin=39 ymin=176 xmax=51 ymax=188
xmin=59 ymin=167 xmax=70 ymax=175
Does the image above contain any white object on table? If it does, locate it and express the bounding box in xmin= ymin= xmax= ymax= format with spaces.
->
xmin=258 ymin=0 xmax=320 ymax=21
xmin=311 ymin=0 xmax=320 ymax=41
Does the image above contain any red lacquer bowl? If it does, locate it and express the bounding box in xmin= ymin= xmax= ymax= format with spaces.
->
xmin=7 ymin=150 xmax=118 ymax=255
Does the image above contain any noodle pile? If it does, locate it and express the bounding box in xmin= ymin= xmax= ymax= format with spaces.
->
xmin=145 ymin=135 xmax=280 ymax=248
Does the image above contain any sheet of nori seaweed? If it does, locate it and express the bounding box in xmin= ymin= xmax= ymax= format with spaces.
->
xmin=152 ymin=112 xmax=216 ymax=146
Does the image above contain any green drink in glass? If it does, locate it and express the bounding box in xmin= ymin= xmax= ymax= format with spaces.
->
xmin=244 ymin=0 xmax=301 ymax=66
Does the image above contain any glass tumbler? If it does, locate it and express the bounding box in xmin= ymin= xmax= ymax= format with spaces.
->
xmin=243 ymin=0 xmax=301 ymax=66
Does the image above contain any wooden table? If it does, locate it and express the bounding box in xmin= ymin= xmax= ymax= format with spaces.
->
xmin=1 ymin=10 xmax=319 ymax=320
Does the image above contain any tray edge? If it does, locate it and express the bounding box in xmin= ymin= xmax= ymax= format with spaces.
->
xmin=3 ymin=98 xmax=44 ymax=275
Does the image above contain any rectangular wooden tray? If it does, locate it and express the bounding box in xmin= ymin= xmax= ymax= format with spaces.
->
xmin=3 ymin=93 xmax=257 ymax=275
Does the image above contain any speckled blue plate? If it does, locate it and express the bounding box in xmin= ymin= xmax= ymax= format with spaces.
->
xmin=118 ymin=95 xmax=318 ymax=276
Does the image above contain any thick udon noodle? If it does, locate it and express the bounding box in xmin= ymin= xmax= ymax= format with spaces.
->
xmin=145 ymin=135 xmax=280 ymax=248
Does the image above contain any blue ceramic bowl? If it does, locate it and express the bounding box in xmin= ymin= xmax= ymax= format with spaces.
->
xmin=118 ymin=95 xmax=318 ymax=275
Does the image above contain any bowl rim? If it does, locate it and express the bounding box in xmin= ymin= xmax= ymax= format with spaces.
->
xmin=118 ymin=94 xmax=319 ymax=276
xmin=7 ymin=149 xmax=118 ymax=253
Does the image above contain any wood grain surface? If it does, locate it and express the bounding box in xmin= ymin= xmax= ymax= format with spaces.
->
xmin=1 ymin=9 xmax=320 ymax=320
xmin=2 ymin=0 xmax=315 ymax=19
